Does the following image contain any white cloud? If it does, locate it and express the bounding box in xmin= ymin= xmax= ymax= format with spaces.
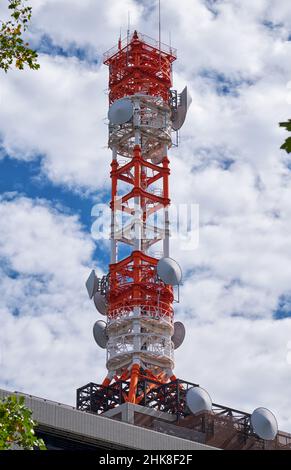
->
xmin=28 ymin=0 xmax=143 ymax=53
xmin=175 ymin=316 xmax=291 ymax=431
xmin=0 ymin=54 xmax=110 ymax=192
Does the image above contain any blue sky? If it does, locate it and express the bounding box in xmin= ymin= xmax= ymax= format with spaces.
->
xmin=1 ymin=0 xmax=291 ymax=432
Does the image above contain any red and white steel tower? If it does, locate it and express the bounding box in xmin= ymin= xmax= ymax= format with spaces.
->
xmin=86 ymin=31 xmax=191 ymax=404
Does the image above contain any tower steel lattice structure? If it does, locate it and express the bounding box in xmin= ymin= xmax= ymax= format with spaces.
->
xmin=103 ymin=31 xmax=178 ymax=403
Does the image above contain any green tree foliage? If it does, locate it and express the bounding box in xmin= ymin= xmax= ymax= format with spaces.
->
xmin=0 ymin=0 xmax=39 ymax=72
xmin=0 ymin=395 xmax=46 ymax=450
xmin=279 ymin=120 xmax=291 ymax=154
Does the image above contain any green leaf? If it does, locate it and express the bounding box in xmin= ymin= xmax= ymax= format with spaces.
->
xmin=0 ymin=395 xmax=46 ymax=450
xmin=279 ymin=120 xmax=291 ymax=132
xmin=280 ymin=137 xmax=291 ymax=154
xmin=1 ymin=0 xmax=40 ymax=72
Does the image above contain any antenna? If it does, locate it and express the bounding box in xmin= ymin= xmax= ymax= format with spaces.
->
xmin=108 ymin=98 xmax=134 ymax=125
xmin=186 ymin=387 xmax=212 ymax=415
xmin=157 ymin=257 xmax=182 ymax=286
xmin=158 ymin=0 xmax=161 ymax=50
xmin=171 ymin=321 xmax=186 ymax=349
xmin=172 ymin=86 xmax=192 ymax=131
xmin=126 ymin=11 xmax=131 ymax=65
xmin=158 ymin=0 xmax=161 ymax=68
xmin=85 ymin=270 xmax=99 ymax=299
xmin=93 ymin=320 xmax=108 ymax=349
xmin=251 ymin=408 xmax=278 ymax=440
xmin=93 ymin=292 xmax=107 ymax=315
xmin=118 ymin=27 xmax=122 ymax=50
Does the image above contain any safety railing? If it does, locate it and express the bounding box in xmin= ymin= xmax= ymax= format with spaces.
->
xmin=103 ymin=32 xmax=177 ymax=62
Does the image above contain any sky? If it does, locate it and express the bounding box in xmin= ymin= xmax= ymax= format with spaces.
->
xmin=1 ymin=0 xmax=291 ymax=432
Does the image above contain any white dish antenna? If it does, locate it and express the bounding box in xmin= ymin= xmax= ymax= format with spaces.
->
xmin=186 ymin=387 xmax=212 ymax=415
xmin=251 ymin=407 xmax=278 ymax=440
xmin=172 ymin=86 xmax=192 ymax=131
xmin=93 ymin=292 xmax=108 ymax=316
xmin=157 ymin=257 xmax=182 ymax=286
xmin=85 ymin=270 xmax=99 ymax=299
xmin=93 ymin=320 xmax=108 ymax=349
xmin=108 ymin=98 xmax=133 ymax=125
xmin=172 ymin=321 xmax=185 ymax=349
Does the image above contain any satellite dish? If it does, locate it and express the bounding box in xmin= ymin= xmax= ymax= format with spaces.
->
xmin=93 ymin=292 xmax=107 ymax=316
xmin=171 ymin=321 xmax=185 ymax=349
xmin=157 ymin=257 xmax=182 ymax=285
xmin=86 ymin=270 xmax=99 ymax=299
xmin=186 ymin=387 xmax=212 ymax=415
xmin=108 ymin=98 xmax=133 ymax=125
xmin=251 ymin=407 xmax=278 ymax=440
xmin=172 ymin=86 xmax=192 ymax=131
xmin=93 ymin=320 xmax=108 ymax=349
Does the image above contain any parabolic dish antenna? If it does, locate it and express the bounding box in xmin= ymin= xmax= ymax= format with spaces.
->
xmin=171 ymin=321 xmax=185 ymax=349
xmin=251 ymin=407 xmax=278 ymax=440
xmin=108 ymin=98 xmax=134 ymax=125
xmin=93 ymin=292 xmax=108 ymax=316
xmin=93 ymin=320 xmax=108 ymax=349
xmin=85 ymin=270 xmax=99 ymax=299
xmin=157 ymin=257 xmax=182 ymax=286
xmin=172 ymin=86 xmax=192 ymax=131
xmin=186 ymin=387 xmax=212 ymax=415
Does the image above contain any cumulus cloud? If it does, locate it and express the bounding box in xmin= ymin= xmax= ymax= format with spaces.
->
xmin=0 ymin=54 xmax=109 ymax=191
xmin=28 ymin=0 xmax=143 ymax=54
xmin=175 ymin=316 xmax=291 ymax=431
xmin=0 ymin=195 xmax=105 ymax=404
